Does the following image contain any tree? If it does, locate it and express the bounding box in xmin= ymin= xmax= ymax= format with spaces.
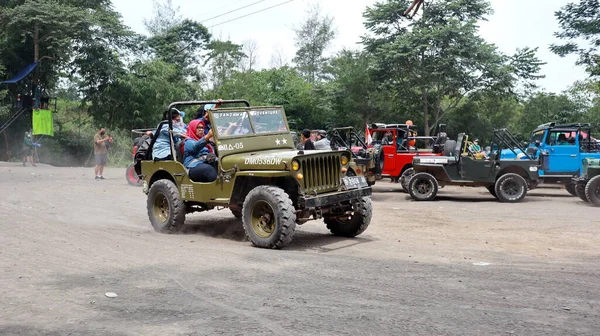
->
xmin=362 ymin=0 xmax=544 ymax=135
xmin=324 ymin=49 xmax=383 ymax=126
xmin=551 ymin=0 xmax=600 ymax=76
xmin=270 ymin=43 xmax=288 ymax=68
xmin=292 ymin=4 xmax=337 ymax=83
xmin=516 ymin=92 xmax=584 ymax=136
xmin=204 ymin=40 xmax=245 ymax=88
xmin=146 ymin=19 xmax=211 ymax=72
xmin=239 ymin=39 xmax=259 ymax=72
xmin=143 ymin=0 xmax=183 ymax=36
xmin=88 ymin=60 xmax=198 ymax=130
xmin=0 ymin=0 xmax=135 ymax=99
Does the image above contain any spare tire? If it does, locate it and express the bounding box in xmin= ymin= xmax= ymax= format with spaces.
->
xmin=374 ymin=149 xmax=385 ymax=174
xmin=443 ymin=140 xmax=457 ymax=156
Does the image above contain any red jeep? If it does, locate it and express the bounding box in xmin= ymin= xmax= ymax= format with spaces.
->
xmin=368 ymin=123 xmax=447 ymax=192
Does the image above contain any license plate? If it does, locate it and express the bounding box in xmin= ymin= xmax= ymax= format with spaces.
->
xmin=342 ymin=176 xmax=368 ymax=190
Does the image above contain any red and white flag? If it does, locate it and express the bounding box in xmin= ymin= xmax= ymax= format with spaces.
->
xmin=365 ymin=123 xmax=372 ymax=144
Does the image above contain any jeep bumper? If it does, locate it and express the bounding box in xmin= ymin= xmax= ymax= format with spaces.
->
xmin=300 ymin=187 xmax=372 ymax=208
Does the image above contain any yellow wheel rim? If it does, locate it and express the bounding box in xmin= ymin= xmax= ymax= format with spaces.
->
xmin=153 ymin=193 xmax=169 ymax=223
xmin=250 ymin=200 xmax=276 ymax=238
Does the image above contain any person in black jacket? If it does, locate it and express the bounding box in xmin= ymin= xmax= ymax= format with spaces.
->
xmin=302 ymin=129 xmax=315 ymax=150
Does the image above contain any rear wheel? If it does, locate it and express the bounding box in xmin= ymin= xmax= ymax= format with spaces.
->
xmin=324 ymin=197 xmax=372 ymax=237
xmin=584 ymin=176 xmax=600 ymax=206
xmin=408 ymin=172 xmax=438 ymax=201
xmin=147 ymin=179 xmax=186 ymax=233
xmin=486 ymin=185 xmax=498 ymax=199
xmin=565 ymin=183 xmax=577 ymax=197
xmin=125 ymin=163 xmax=142 ymax=186
xmin=575 ymin=183 xmax=588 ymax=202
xmin=242 ymin=186 xmax=296 ymax=249
xmin=494 ymin=173 xmax=527 ymax=203
xmin=400 ymin=167 xmax=414 ymax=193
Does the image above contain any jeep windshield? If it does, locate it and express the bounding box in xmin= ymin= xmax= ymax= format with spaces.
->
xmin=213 ymin=109 xmax=289 ymax=137
xmin=529 ymin=130 xmax=545 ymax=144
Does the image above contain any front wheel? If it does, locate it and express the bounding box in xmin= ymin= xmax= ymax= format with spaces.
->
xmin=494 ymin=173 xmax=527 ymax=203
xmin=408 ymin=172 xmax=438 ymax=201
xmin=242 ymin=186 xmax=296 ymax=249
xmin=324 ymin=197 xmax=372 ymax=237
xmin=147 ymin=179 xmax=186 ymax=233
xmin=565 ymin=183 xmax=577 ymax=197
xmin=584 ymin=176 xmax=600 ymax=206
xmin=125 ymin=163 xmax=142 ymax=186
xmin=400 ymin=167 xmax=414 ymax=193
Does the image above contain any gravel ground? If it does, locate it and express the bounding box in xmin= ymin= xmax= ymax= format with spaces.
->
xmin=1 ymin=162 xmax=599 ymax=335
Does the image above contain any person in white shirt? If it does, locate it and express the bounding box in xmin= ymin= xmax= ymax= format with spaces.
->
xmin=314 ymin=130 xmax=330 ymax=150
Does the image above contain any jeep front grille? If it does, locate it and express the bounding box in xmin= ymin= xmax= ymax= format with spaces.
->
xmin=299 ymin=155 xmax=341 ymax=193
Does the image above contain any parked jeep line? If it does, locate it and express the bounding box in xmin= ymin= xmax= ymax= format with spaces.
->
xmin=367 ymin=123 xmax=447 ymax=192
xmin=135 ymin=100 xmax=373 ymax=249
xmin=329 ymin=126 xmax=384 ymax=186
xmin=408 ymin=129 xmax=541 ymax=203
xmin=500 ymin=122 xmax=600 ymax=195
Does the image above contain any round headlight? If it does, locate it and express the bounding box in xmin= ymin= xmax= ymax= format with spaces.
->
xmin=292 ymin=160 xmax=300 ymax=171
xmin=340 ymin=155 xmax=349 ymax=166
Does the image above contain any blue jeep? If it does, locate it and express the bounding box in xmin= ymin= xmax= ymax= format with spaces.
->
xmin=500 ymin=122 xmax=600 ymax=194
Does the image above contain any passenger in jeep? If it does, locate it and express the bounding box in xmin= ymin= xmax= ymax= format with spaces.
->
xmin=183 ymin=120 xmax=217 ymax=182
xmin=150 ymin=110 xmax=186 ymax=161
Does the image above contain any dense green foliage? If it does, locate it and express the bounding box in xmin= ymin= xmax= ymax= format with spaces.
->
xmin=0 ymin=0 xmax=599 ymax=166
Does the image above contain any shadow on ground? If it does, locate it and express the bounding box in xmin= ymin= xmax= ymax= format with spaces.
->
xmin=180 ymin=215 xmax=375 ymax=251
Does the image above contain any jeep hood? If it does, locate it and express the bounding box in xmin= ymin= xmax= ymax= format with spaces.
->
xmin=221 ymin=149 xmax=342 ymax=171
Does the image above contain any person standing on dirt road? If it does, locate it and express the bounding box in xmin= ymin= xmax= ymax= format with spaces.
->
xmin=301 ymin=129 xmax=316 ymax=150
xmin=22 ymin=131 xmax=39 ymax=167
xmin=94 ymin=127 xmax=112 ymax=180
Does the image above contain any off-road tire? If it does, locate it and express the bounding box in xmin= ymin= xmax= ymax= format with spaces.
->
xmin=486 ymin=185 xmax=498 ymax=199
xmin=443 ymin=140 xmax=457 ymax=156
xmin=147 ymin=179 xmax=186 ymax=233
xmin=324 ymin=197 xmax=372 ymax=237
xmin=242 ymin=186 xmax=296 ymax=249
xmin=231 ymin=208 xmax=242 ymax=219
xmin=494 ymin=173 xmax=527 ymax=203
xmin=400 ymin=167 xmax=414 ymax=193
xmin=575 ymin=183 xmax=589 ymax=202
xmin=584 ymin=175 xmax=600 ymax=206
xmin=375 ymin=149 xmax=385 ymax=174
xmin=125 ymin=163 xmax=142 ymax=186
xmin=565 ymin=183 xmax=577 ymax=197
xmin=408 ymin=172 xmax=439 ymax=201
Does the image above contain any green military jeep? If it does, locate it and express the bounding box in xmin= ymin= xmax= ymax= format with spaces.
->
xmin=136 ymin=100 xmax=373 ymax=249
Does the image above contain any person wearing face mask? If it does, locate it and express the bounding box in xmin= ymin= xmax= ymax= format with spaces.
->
xmin=94 ymin=127 xmax=113 ymax=180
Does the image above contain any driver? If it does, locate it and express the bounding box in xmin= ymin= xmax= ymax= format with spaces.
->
xmin=224 ymin=117 xmax=251 ymax=135
xmin=468 ymin=138 xmax=486 ymax=159
xmin=183 ymin=120 xmax=217 ymax=183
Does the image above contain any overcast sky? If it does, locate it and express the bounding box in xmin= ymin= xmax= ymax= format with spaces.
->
xmin=111 ymin=0 xmax=587 ymax=93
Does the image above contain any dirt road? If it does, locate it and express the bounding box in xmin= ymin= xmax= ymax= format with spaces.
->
xmin=1 ymin=162 xmax=599 ymax=335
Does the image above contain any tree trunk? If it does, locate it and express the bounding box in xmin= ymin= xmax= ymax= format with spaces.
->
xmin=422 ymin=87 xmax=429 ymax=136
xmin=34 ymin=23 xmax=39 ymax=62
